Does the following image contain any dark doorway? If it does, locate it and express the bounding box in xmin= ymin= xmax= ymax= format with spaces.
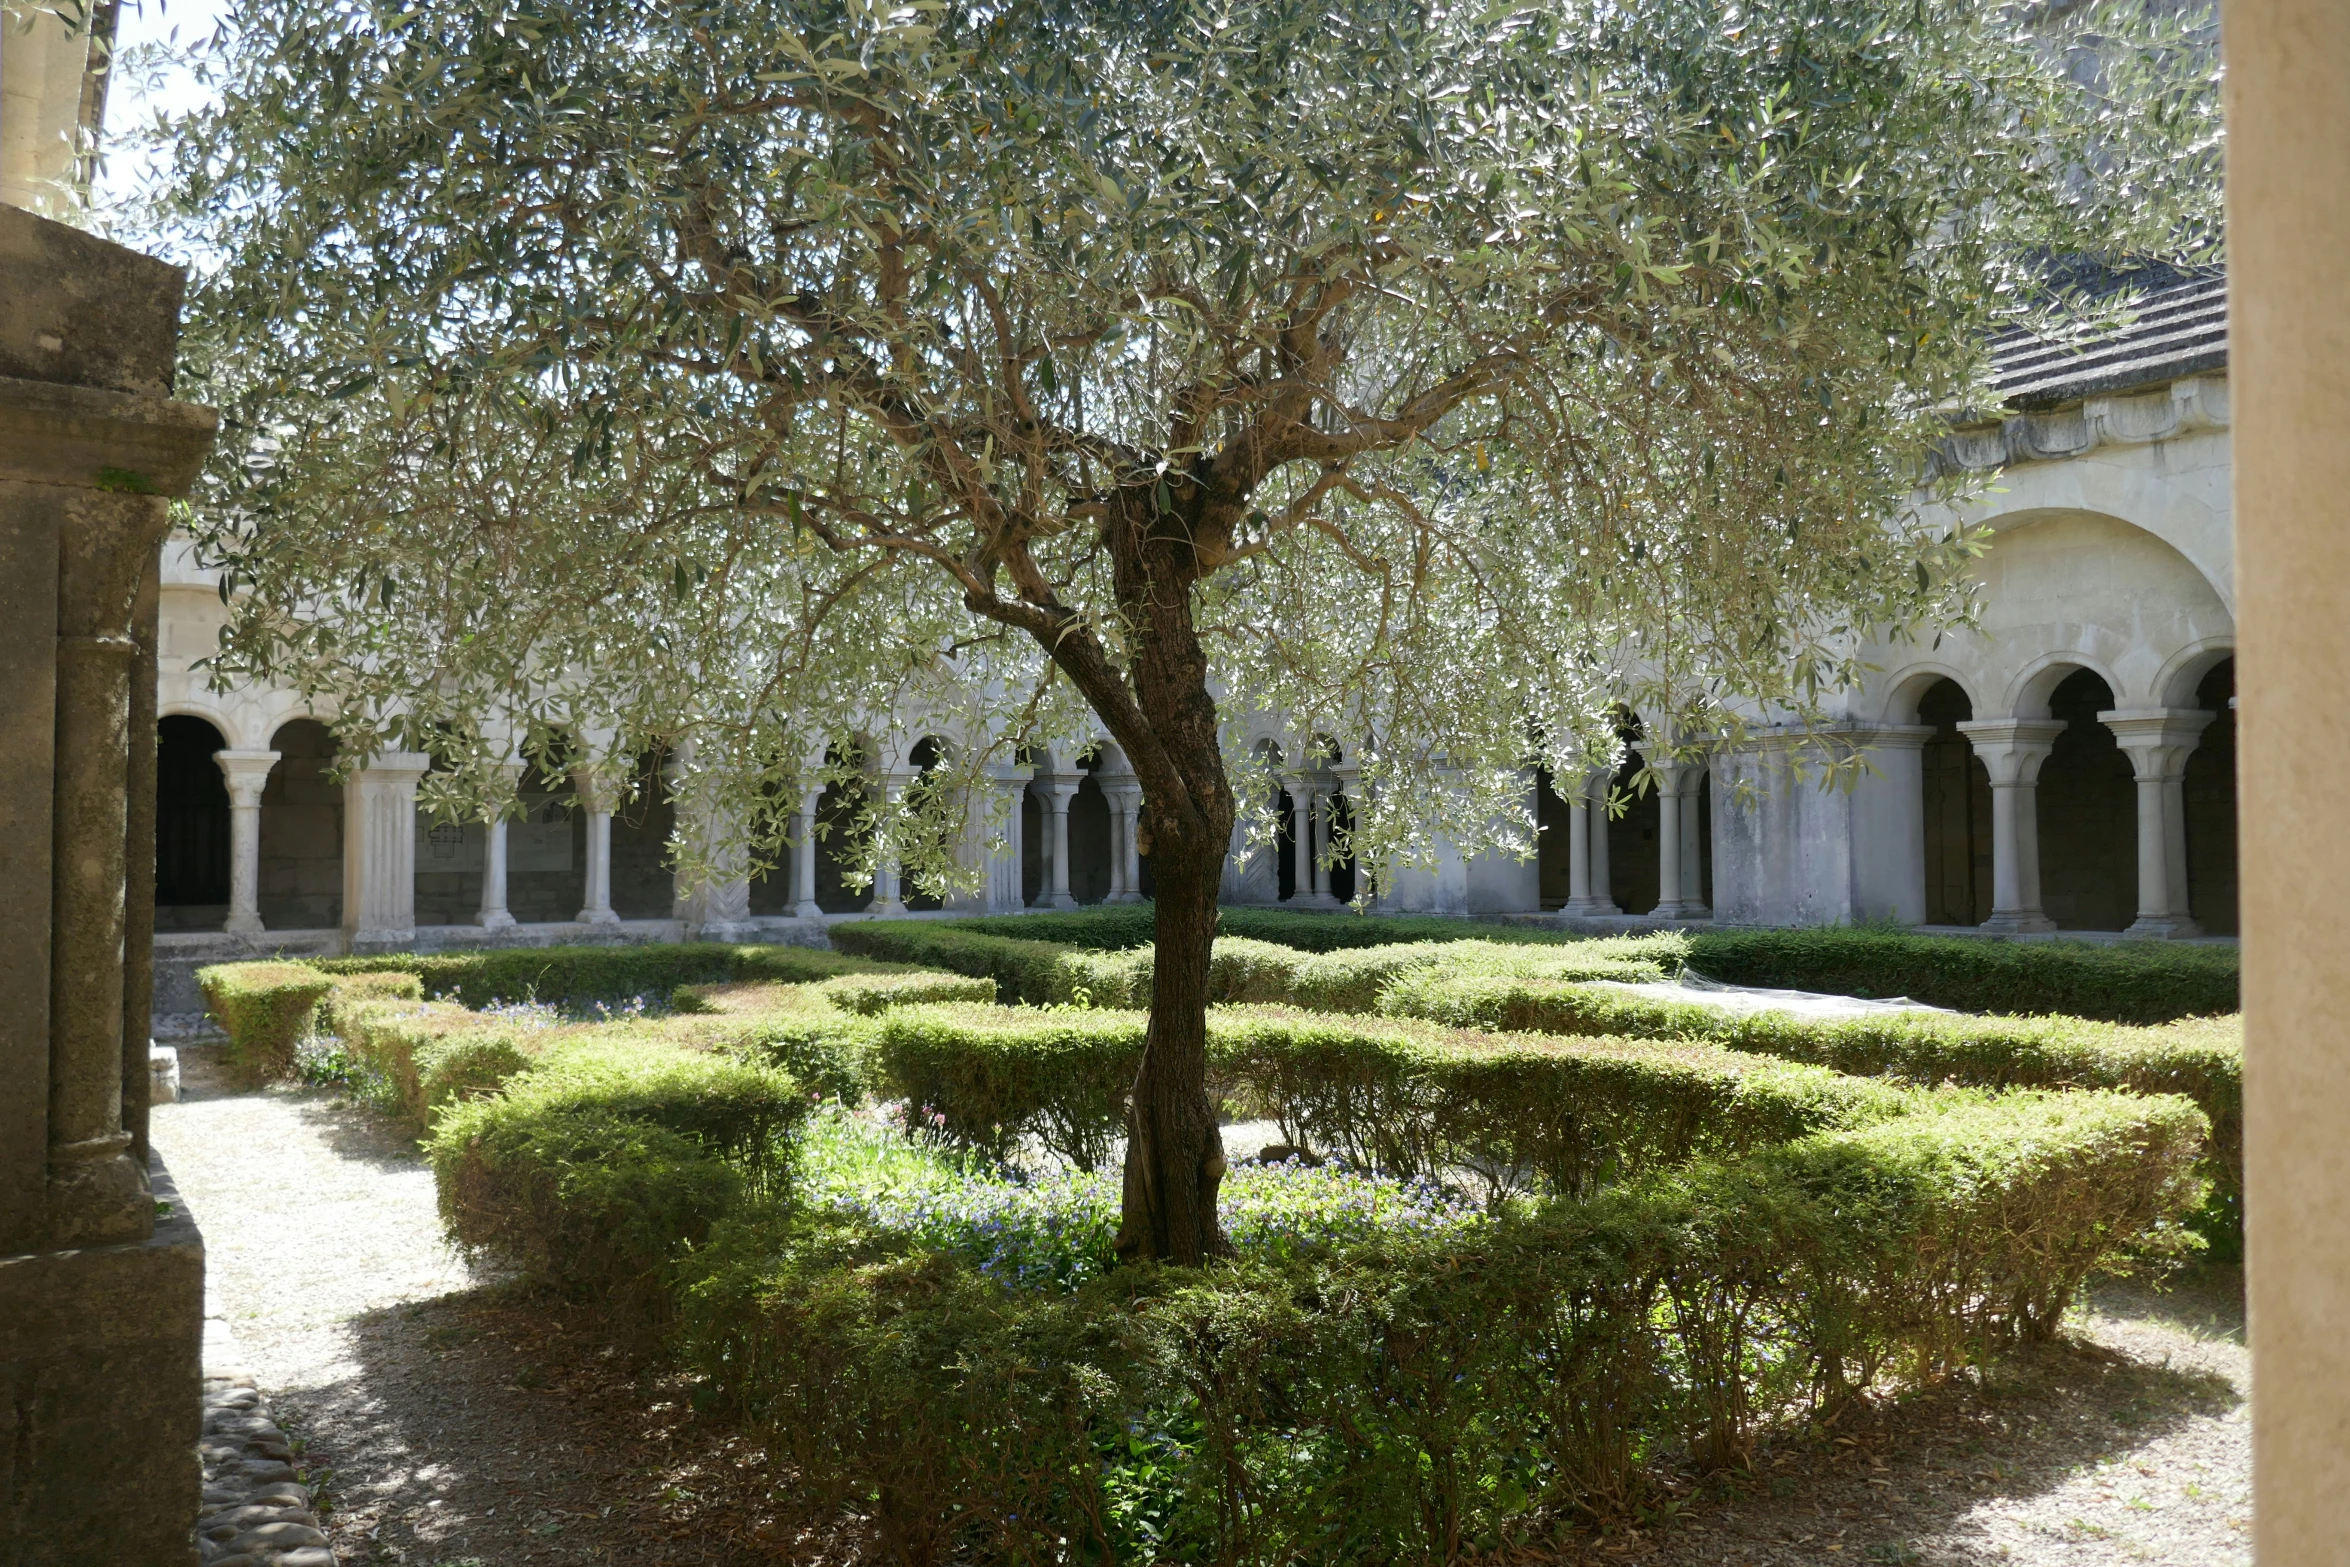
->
xmin=2038 ymin=668 xmax=2135 ymax=931
xmin=1918 ymin=680 xmax=1992 ymax=926
xmin=259 ymin=719 xmax=341 ymax=929
xmin=1535 ymin=767 xmax=1574 ymax=910
xmin=2185 ymin=658 xmax=2238 ymax=935
xmin=156 ymin=715 xmax=231 ymax=932
xmin=1273 ymin=786 xmax=1298 ymax=901
xmin=1605 ymin=754 xmax=1660 ymax=915
xmin=1328 ymin=793 xmax=1357 ymax=904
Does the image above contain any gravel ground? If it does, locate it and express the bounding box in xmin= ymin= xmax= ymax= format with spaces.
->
xmin=153 ymin=1044 xmax=2249 ymax=1566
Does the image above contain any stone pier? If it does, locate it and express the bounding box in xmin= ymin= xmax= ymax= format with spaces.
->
xmin=0 ymin=206 xmax=217 ymax=1561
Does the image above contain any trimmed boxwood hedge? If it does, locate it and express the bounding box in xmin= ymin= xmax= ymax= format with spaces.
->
xmin=313 ymin=941 xmax=893 ymax=1008
xmin=664 ymin=1087 xmax=2204 ymax=1560
xmin=197 ymin=961 xmax=337 ymax=1080
xmin=1684 ymin=926 xmax=2236 ymax=1023
xmin=942 ymin=903 xmax=1592 ymax=952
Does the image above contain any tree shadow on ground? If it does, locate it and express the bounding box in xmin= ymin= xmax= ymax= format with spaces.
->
xmin=1541 ymin=1266 xmax=2247 ymax=1566
xmin=178 ymin=1041 xmax=440 ymax=1174
xmin=289 ymin=1284 xmax=854 ymax=1567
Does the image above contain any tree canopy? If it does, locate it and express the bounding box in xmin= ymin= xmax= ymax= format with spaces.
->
xmin=144 ymin=0 xmax=2218 ymax=1257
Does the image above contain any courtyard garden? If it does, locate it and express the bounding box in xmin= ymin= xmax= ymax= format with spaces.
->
xmin=181 ymin=912 xmax=2247 ymax=1564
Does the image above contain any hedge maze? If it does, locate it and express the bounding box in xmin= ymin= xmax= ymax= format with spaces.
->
xmin=197 ymin=913 xmax=2237 ymax=1562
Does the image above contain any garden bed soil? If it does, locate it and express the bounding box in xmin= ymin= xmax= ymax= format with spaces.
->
xmin=153 ymin=1042 xmax=2246 ymax=1567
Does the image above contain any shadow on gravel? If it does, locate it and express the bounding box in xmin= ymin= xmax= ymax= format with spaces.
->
xmin=295 ymin=1286 xmax=842 ymax=1567
xmin=1543 ymin=1267 xmax=2247 ymax=1566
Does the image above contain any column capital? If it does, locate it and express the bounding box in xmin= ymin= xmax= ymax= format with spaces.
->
xmin=1035 ymin=776 xmax=1083 ymax=807
xmin=214 ymin=748 xmax=280 ymax=808
xmin=1955 ymin=719 xmax=2067 ymax=784
xmin=2099 ymin=707 xmax=2218 ymax=779
xmin=354 ymin=749 xmax=433 ymax=780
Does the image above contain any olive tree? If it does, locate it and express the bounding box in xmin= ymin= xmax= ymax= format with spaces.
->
xmin=152 ymin=0 xmax=2215 ymax=1261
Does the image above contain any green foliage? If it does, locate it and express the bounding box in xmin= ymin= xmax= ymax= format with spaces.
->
xmin=1684 ymin=927 xmax=2238 ymax=1023
xmin=196 ymin=961 xmax=336 ymax=1081
xmin=1378 ymin=971 xmax=2244 ymax=1200
xmin=941 ymin=906 xmax=1607 ymax=953
xmin=333 ymin=997 xmax=550 ymax=1130
xmin=827 ymin=922 xmax=1102 ymax=1006
xmin=874 ymin=1002 xmax=1925 ymax=1196
xmin=314 ymin=941 xmax=888 ymax=1008
xmin=679 ymin=1088 xmax=2205 ymax=1559
xmin=429 ymin=1039 xmax=807 ymax=1331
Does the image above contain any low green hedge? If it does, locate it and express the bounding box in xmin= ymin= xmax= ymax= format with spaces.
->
xmin=197 ymin=961 xmax=337 ymax=1080
xmin=874 ymin=1002 xmax=1924 ymax=1196
xmin=941 ymin=904 xmax=1598 ymax=953
xmin=678 ymin=1086 xmax=2205 ymax=1560
xmin=313 ymin=941 xmax=891 ymax=1008
xmin=1378 ymin=971 xmax=2245 ymax=1204
xmin=1684 ymin=926 xmax=2237 ymax=1023
xmin=429 ymin=1039 xmax=806 ymax=1332
xmin=335 ymin=998 xmax=554 ymax=1130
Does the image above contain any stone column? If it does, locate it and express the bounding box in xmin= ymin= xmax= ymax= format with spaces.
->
xmin=1565 ymin=782 xmax=1593 ymax=910
xmin=574 ymin=768 xmax=618 ymax=924
xmin=868 ymin=773 xmax=913 ymax=915
xmin=215 ymin=749 xmax=279 ymax=938
xmin=1581 ymin=770 xmax=1620 ymax=915
xmin=1651 ymin=760 xmax=1709 ymax=919
xmin=342 ymin=752 xmax=431 ymax=948
xmin=1106 ymin=781 xmax=1145 ymax=902
xmin=2231 ymin=2 xmax=2350 ymax=1549
xmin=0 ymin=199 xmax=218 ymax=1561
xmin=983 ymin=763 xmax=1030 ymax=912
xmin=1036 ymin=776 xmax=1081 ymax=909
xmin=1956 ymin=720 xmax=2066 ymax=935
xmin=475 ymin=761 xmax=524 ymax=930
xmin=2101 ymin=709 xmax=2216 ymax=939
xmin=790 ymin=784 xmax=825 ymax=918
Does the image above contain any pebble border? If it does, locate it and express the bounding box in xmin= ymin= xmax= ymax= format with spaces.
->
xmin=199 ymin=1348 xmax=337 ymax=1565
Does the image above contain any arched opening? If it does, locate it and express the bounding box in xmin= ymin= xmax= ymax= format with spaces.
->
xmin=258 ymin=719 xmax=341 ymax=930
xmin=746 ymin=780 xmax=797 ymax=916
xmin=610 ymin=747 xmax=677 ymax=919
xmin=1533 ymin=767 xmax=1575 ymax=910
xmin=2038 ymin=668 xmax=2136 ymax=931
xmin=814 ymin=747 xmax=874 ymax=914
xmin=1328 ymin=791 xmax=1357 ymax=904
xmin=507 ymin=743 xmax=587 ymax=924
xmin=414 ymin=752 xmax=486 ymax=927
xmin=2185 ymin=658 xmax=2238 ymax=935
xmin=1069 ymin=750 xmax=1114 ymax=905
xmin=155 ymin=715 xmax=231 ymax=932
xmin=904 ymin=737 xmax=948 ymax=912
xmin=1605 ymin=749 xmax=1660 ymax=916
xmin=1917 ymin=679 xmax=1991 ymax=926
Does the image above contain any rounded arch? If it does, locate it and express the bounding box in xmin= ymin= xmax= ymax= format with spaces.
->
xmin=2005 ymin=651 xmax=2129 ymax=721
xmin=2155 ymin=638 xmax=2238 ymax=711
xmin=158 ymin=698 xmax=240 ymax=747
xmin=1880 ymin=663 xmax=1983 ymax=725
xmin=155 ymin=714 xmax=232 ymax=932
xmin=257 ymin=718 xmax=343 ymax=930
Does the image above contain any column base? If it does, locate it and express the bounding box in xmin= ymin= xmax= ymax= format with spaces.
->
xmin=1105 ymin=891 xmax=1148 ymax=905
xmin=576 ymin=907 xmax=621 ymax=926
xmin=2125 ymin=915 xmax=2204 ymax=940
xmin=1037 ymin=893 xmax=1079 ymax=911
xmin=790 ymin=901 xmax=824 ymax=920
xmin=474 ymin=909 xmax=518 ymax=930
xmin=348 ymin=924 xmax=419 ymax=952
xmin=1564 ymin=898 xmax=1622 ymax=916
xmin=222 ymin=911 xmax=265 ymax=939
xmin=868 ymin=898 xmax=908 ymax=917
xmin=1289 ymin=892 xmax=1345 ymax=910
xmin=1650 ymin=901 xmax=1711 ymax=922
xmin=1980 ymin=910 xmax=2058 ymax=935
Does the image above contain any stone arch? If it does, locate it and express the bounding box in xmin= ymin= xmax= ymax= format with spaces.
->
xmin=2155 ymin=637 xmax=2239 ymax=711
xmin=2007 ymin=650 xmax=2131 ymax=722
xmin=2037 ymin=665 xmax=2136 ymax=931
xmin=1880 ymin=663 xmax=1985 ymax=726
xmin=609 ymin=745 xmax=677 ymax=919
xmin=814 ymin=740 xmax=876 ymax=914
xmin=1915 ymin=678 xmax=1991 ymax=926
xmin=155 ymin=714 xmax=231 ymax=932
xmin=257 ymin=718 xmax=341 ymax=929
xmin=1068 ymin=745 xmax=1116 ymax=905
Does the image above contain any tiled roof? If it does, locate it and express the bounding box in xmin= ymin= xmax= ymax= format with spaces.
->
xmin=1990 ymin=271 xmax=2227 ymax=408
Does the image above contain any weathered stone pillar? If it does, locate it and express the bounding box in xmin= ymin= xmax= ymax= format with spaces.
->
xmin=474 ymin=761 xmax=523 ymax=930
xmin=342 ymin=752 xmax=429 ymax=948
xmin=1581 ymin=770 xmax=1620 ymax=915
xmin=122 ymin=552 xmax=159 ymax=1166
xmin=868 ymin=772 xmax=913 ymax=916
xmin=1036 ymin=775 xmax=1081 ymax=909
xmin=2225 ymin=8 xmax=2350 ymax=1553
xmin=1650 ymin=760 xmax=1709 ymax=919
xmin=983 ymin=763 xmax=1030 ymax=912
xmin=0 ymin=203 xmax=215 ymax=1562
xmin=573 ymin=767 xmax=617 ymax=924
xmin=215 ymin=749 xmax=277 ymax=938
xmin=1957 ymin=720 xmax=2064 ymax=934
xmin=1098 ymin=746 xmax=1144 ymax=904
xmin=790 ymin=784 xmax=824 ymax=918
xmin=1565 ymin=782 xmax=1593 ymax=909
xmin=2101 ymin=709 xmax=2215 ymax=939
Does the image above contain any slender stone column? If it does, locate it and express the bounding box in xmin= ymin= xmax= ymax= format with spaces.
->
xmin=573 ymin=767 xmax=618 ymax=924
xmin=790 ymin=784 xmax=825 ymax=918
xmin=1582 ymin=770 xmax=1621 ymax=915
xmin=1956 ymin=720 xmax=2066 ymax=934
xmin=868 ymin=774 xmax=913 ymax=915
xmin=1037 ymin=777 xmax=1081 ymax=909
xmin=342 ymin=752 xmax=431 ymax=949
xmin=1651 ymin=761 xmax=1709 ymax=919
xmin=2101 ymin=709 xmax=2216 ymax=939
xmin=1105 ymin=781 xmax=1145 ymax=902
xmin=474 ymin=762 xmax=524 ymax=930
xmin=215 ymin=749 xmax=279 ymax=938
xmin=1565 ymin=784 xmax=1593 ymax=909
xmin=1286 ymin=775 xmax=1341 ymax=907
xmin=984 ymin=764 xmax=1030 ymax=912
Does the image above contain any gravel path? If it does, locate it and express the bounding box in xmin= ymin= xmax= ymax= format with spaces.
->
xmin=153 ymin=1045 xmax=2249 ymax=1566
